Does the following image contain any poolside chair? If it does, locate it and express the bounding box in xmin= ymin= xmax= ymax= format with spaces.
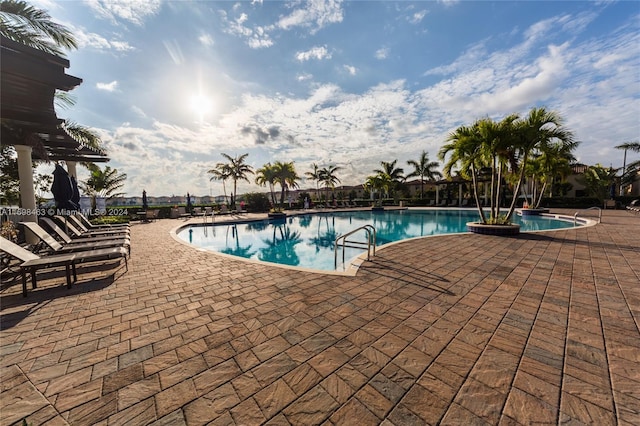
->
xmin=53 ymin=216 xmax=129 ymax=238
xmin=426 ymin=200 xmax=435 ymax=207
xmin=436 ymin=199 xmax=447 ymax=207
xmin=145 ymin=210 xmax=159 ymax=222
xmin=40 ymin=217 xmax=130 ymax=245
xmin=64 ymin=215 xmax=130 ymax=236
xmin=76 ymin=214 xmax=129 ymax=231
xmin=21 ymin=222 xmax=130 ymax=255
xmin=1 ymin=236 xmax=128 ymax=297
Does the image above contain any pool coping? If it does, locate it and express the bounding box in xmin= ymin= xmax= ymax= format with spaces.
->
xmin=169 ymin=208 xmax=597 ymax=277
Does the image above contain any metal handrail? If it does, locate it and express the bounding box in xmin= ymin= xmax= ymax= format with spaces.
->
xmin=334 ymin=224 xmax=376 ymax=269
xmin=574 ymin=206 xmax=601 ymax=225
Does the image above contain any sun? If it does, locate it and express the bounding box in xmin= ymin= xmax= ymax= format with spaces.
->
xmin=189 ymin=94 xmax=213 ymax=123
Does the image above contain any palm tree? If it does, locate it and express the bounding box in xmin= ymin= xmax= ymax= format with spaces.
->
xmin=0 ymin=0 xmax=77 ymax=56
xmin=255 ymin=163 xmax=278 ymax=206
xmin=526 ymin=141 xmax=575 ymax=208
xmin=80 ymin=164 xmax=127 ymax=200
xmin=579 ymin=164 xmax=619 ymax=202
xmin=318 ymin=165 xmax=342 ymax=203
xmin=305 ymin=163 xmax=322 ymax=200
xmin=504 ymin=107 xmax=576 ymax=220
xmin=440 ymin=108 xmax=577 ymax=225
xmin=373 ymin=160 xmax=405 ymax=199
xmin=207 ymin=163 xmax=231 ymax=203
xmin=615 ymin=141 xmax=640 ymax=195
xmin=218 ymin=153 xmax=254 ymax=208
xmin=407 ymin=151 xmax=442 ymax=199
xmin=272 ymin=161 xmax=300 ymax=208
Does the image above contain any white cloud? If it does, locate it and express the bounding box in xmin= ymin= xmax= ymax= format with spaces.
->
xmin=277 ymin=0 xmax=344 ymax=34
xmin=96 ymin=80 xmax=118 ymax=91
xmin=375 ymin=47 xmax=390 ymax=60
xmin=84 ymin=0 xmax=161 ymax=26
xmin=296 ymin=46 xmax=331 ymax=62
xmin=408 ymin=10 xmax=428 ymax=24
xmin=343 ymin=65 xmax=357 ymax=76
xmin=199 ymin=33 xmax=214 ymax=47
xmin=72 ymin=27 xmax=134 ymax=52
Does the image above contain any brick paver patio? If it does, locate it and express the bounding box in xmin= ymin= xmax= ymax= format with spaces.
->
xmin=1 ymin=209 xmax=638 ymax=425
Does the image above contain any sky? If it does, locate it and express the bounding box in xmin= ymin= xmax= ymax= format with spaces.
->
xmin=33 ymin=0 xmax=640 ymax=198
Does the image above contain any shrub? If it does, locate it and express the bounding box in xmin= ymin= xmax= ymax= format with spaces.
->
xmin=243 ymin=192 xmax=271 ymax=212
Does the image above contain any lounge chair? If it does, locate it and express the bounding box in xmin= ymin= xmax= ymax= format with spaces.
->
xmin=54 ymin=216 xmax=129 ymax=238
xmin=1 ymin=236 xmax=128 ymax=297
xmin=64 ymin=215 xmax=130 ymax=236
xmin=426 ymin=200 xmax=435 ymax=207
xmin=21 ymin=222 xmax=130 ymax=255
xmin=436 ymin=199 xmax=447 ymax=207
xmin=40 ymin=217 xmax=130 ymax=245
xmin=76 ymin=214 xmax=129 ymax=231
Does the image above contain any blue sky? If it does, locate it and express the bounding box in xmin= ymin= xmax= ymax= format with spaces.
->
xmin=36 ymin=0 xmax=639 ymax=198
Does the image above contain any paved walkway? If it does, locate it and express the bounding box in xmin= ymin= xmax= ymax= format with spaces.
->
xmin=1 ymin=209 xmax=638 ymax=425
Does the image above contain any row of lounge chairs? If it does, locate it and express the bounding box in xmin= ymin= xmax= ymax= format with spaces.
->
xmin=626 ymin=199 xmax=640 ymax=214
xmin=1 ymin=214 xmax=130 ymax=297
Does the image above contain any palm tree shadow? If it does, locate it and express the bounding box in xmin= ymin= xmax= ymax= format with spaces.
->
xmin=361 ymin=256 xmax=454 ymax=295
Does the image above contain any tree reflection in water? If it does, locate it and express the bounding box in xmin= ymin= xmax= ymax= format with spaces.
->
xmin=258 ymin=222 xmax=302 ymax=266
xmin=220 ymin=224 xmax=257 ymax=258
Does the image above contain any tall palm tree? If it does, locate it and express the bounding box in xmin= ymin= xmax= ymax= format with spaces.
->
xmin=407 ymin=151 xmax=442 ymax=199
xmin=373 ymin=160 xmax=405 ymax=199
xmin=615 ymin=141 xmax=640 ymax=195
xmin=255 ymin=163 xmax=278 ymax=206
xmin=319 ymin=165 xmax=342 ymax=203
xmin=207 ymin=163 xmax=231 ymax=203
xmin=0 ymin=0 xmax=77 ymax=56
xmin=80 ymin=164 xmax=127 ymax=199
xmin=504 ymin=107 xmax=576 ymax=220
xmin=219 ymin=153 xmax=254 ymax=208
xmin=305 ymin=163 xmax=322 ymax=200
xmin=273 ymin=161 xmax=300 ymax=208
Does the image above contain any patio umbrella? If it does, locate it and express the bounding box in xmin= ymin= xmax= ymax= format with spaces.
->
xmin=51 ymin=164 xmax=78 ymax=210
xmin=186 ymin=192 xmax=192 ymax=213
xmin=70 ymin=176 xmax=80 ymax=206
xmin=142 ymin=190 xmax=149 ymax=210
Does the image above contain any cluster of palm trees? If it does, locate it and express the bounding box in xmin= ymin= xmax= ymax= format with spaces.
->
xmin=207 ymin=151 xmax=446 ymax=211
xmin=439 ymin=107 xmax=578 ymax=225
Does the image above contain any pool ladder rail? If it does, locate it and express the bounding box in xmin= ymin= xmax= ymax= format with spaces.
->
xmin=334 ymin=225 xmax=376 ymax=269
xmin=574 ymin=206 xmax=601 ymax=225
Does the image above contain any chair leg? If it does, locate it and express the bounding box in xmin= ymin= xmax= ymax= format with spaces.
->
xmin=30 ymin=267 xmax=37 ymax=289
xmin=65 ymin=264 xmax=72 ymax=289
xmin=21 ymin=269 xmax=27 ymax=297
xmin=72 ymin=263 xmax=77 ymax=282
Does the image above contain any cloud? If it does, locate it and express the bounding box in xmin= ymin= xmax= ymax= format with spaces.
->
xmin=72 ymin=27 xmax=134 ymax=52
xmin=84 ymin=0 xmax=161 ymax=26
xmin=375 ymin=47 xmax=389 ymax=60
xmin=96 ymin=80 xmax=118 ymax=91
xmin=296 ymin=45 xmax=331 ymax=62
xmin=199 ymin=33 xmax=214 ymax=46
xmin=408 ymin=10 xmax=428 ymax=24
xmin=220 ymin=0 xmax=343 ymax=49
xmin=343 ymin=65 xmax=357 ymax=76
xmin=277 ymin=0 xmax=344 ymax=34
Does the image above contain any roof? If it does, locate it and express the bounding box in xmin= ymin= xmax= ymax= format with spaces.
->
xmin=0 ymin=35 xmax=109 ymax=163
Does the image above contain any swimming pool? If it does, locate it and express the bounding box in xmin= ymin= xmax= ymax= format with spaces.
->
xmin=176 ymin=209 xmax=580 ymax=272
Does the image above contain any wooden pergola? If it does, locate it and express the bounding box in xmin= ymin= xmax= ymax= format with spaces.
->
xmin=1 ymin=35 xmax=108 ymax=231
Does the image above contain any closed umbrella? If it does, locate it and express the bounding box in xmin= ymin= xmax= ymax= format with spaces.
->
xmin=142 ymin=190 xmax=149 ymax=210
xmin=186 ymin=192 xmax=192 ymax=214
xmin=51 ymin=164 xmax=78 ymax=210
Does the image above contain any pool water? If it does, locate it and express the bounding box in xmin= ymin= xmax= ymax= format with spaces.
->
xmin=177 ymin=209 xmax=577 ymax=271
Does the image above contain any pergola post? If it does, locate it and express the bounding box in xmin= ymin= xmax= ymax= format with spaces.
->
xmin=66 ymin=161 xmax=77 ymax=178
xmin=435 ymin=185 xmax=439 ymax=204
xmin=458 ymin=183 xmax=463 ymax=206
xmin=15 ymin=145 xmax=38 ymax=243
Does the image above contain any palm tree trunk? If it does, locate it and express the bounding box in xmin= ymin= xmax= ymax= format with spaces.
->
xmin=471 ymin=164 xmax=486 ymax=223
xmin=505 ymin=154 xmax=529 ymax=221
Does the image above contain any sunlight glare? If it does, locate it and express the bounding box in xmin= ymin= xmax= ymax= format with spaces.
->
xmin=189 ymin=94 xmax=213 ymax=123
